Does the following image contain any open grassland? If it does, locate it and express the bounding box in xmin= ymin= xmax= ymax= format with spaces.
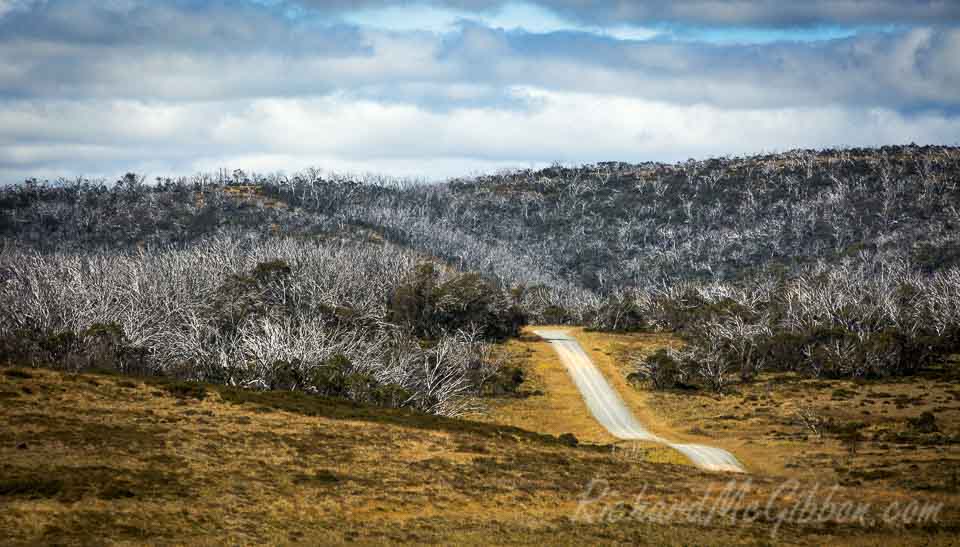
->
xmin=2 ymin=365 xmax=959 ymax=545
xmin=553 ymin=329 xmax=960 ymax=495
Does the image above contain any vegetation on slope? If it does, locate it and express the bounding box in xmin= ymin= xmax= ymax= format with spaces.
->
xmin=0 ymin=235 xmax=526 ymax=416
xmin=3 ymin=145 xmax=958 ymax=394
xmin=2 ymin=146 xmax=960 ymax=543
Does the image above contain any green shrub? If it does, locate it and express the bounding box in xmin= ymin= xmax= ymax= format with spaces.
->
xmin=908 ymin=411 xmax=939 ymax=434
xmin=822 ymin=420 xmax=866 ymax=456
xmin=540 ymin=305 xmax=570 ymax=325
xmin=369 ymin=383 xmax=413 ymax=408
xmin=558 ymin=433 xmax=578 ymax=447
xmin=267 ymin=359 xmax=307 ymax=391
xmin=630 ymin=349 xmax=689 ymax=390
xmin=293 ymin=469 xmax=339 ymax=485
xmin=483 ymin=365 xmax=525 ymax=396
xmin=210 ymin=259 xmax=294 ymax=333
xmin=0 ymin=477 xmax=65 ymax=499
xmin=81 ymin=323 xmax=150 ymax=375
xmin=0 ymin=324 xmax=148 ymax=375
xmin=266 ymin=355 xmax=412 ymax=408
xmin=757 ymin=332 xmax=809 ymax=372
xmin=252 ymin=259 xmax=291 ymax=280
xmin=161 ymin=382 xmax=207 ymax=400
xmin=387 ymin=263 xmax=526 ymax=341
xmin=307 ymin=354 xmax=353 ymax=397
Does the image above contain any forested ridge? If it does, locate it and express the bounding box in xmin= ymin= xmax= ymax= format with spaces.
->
xmin=2 ymin=144 xmax=959 ymax=410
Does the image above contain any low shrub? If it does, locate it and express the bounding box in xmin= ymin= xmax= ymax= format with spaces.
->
xmin=908 ymin=411 xmax=939 ymax=434
xmin=0 ymin=477 xmax=65 ymax=499
xmin=161 ymin=382 xmax=207 ymax=400
xmin=267 ymin=355 xmax=413 ymax=408
xmin=0 ymin=324 xmax=149 ymax=375
xmin=630 ymin=349 xmax=691 ymax=390
xmin=483 ymin=365 xmax=525 ymax=396
xmin=558 ymin=433 xmax=578 ymax=447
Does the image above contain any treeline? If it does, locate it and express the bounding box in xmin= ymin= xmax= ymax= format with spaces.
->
xmin=0 ymin=235 xmax=526 ymax=416
xmin=0 ymin=173 xmax=342 ymax=251
xmin=7 ymin=146 xmax=958 ymax=300
xmin=431 ymin=145 xmax=960 ymax=286
xmin=2 ymin=144 xmax=960 ymax=394
xmin=626 ymin=257 xmax=960 ymax=391
xmin=253 ymin=144 xmax=960 ymax=324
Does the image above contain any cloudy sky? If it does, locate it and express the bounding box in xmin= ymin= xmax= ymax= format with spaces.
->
xmin=1 ymin=0 xmax=959 ymax=182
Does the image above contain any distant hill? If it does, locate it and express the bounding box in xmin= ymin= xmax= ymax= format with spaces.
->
xmin=2 ymin=145 xmax=959 ymax=401
xmin=5 ymin=145 xmax=958 ymax=290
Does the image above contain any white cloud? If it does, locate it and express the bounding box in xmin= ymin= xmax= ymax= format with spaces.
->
xmin=2 ymin=89 xmax=957 ymax=183
xmin=0 ymin=1 xmax=957 ymax=183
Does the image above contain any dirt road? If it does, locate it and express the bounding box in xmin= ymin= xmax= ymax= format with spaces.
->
xmin=534 ymin=329 xmax=745 ymax=473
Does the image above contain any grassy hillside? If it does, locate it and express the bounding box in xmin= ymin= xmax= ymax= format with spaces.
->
xmin=3 ymin=364 xmax=959 ymax=546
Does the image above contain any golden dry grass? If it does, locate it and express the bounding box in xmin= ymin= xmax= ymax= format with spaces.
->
xmin=520 ymin=328 xmax=960 ymax=506
xmin=1 ymin=364 xmax=958 ymax=545
xmin=476 ymin=329 xmax=619 ymax=444
xmin=643 ymin=359 xmax=960 ymax=483
xmin=570 ymin=328 xmax=772 ymax=471
xmin=479 ymin=327 xmax=703 ymax=467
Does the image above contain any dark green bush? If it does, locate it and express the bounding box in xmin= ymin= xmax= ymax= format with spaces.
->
xmin=0 ymin=477 xmax=65 ymax=499
xmin=756 ymin=332 xmax=809 ymax=372
xmin=540 ymin=305 xmax=570 ymax=325
xmin=0 ymin=324 xmax=148 ymax=375
xmin=754 ymin=327 xmax=940 ymax=379
xmin=267 ymin=355 xmax=412 ymax=408
xmin=210 ymin=260 xmax=294 ymax=333
xmin=829 ymin=421 xmax=866 ymax=456
xmin=387 ymin=263 xmax=526 ymax=341
xmin=369 ymin=383 xmax=413 ymax=408
xmin=558 ymin=433 xmax=578 ymax=447
xmin=630 ymin=349 xmax=689 ymax=390
xmin=308 ymin=354 xmax=353 ymax=397
xmin=651 ymin=294 xmax=757 ymax=336
xmin=483 ymin=365 xmax=525 ymax=396
xmin=267 ymin=359 xmax=307 ymax=391
xmin=81 ymin=323 xmax=150 ymax=375
xmin=252 ymin=259 xmax=292 ymax=281
xmin=161 ymin=382 xmax=207 ymax=400
xmin=908 ymin=411 xmax=939 ymax=434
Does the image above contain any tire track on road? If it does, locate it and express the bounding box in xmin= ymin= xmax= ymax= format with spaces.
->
xmin=534 ymin=329 xmax=745 ymax=473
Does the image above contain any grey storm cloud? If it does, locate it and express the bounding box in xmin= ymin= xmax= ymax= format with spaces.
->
xmin=291 ymin=0 xmax=960 ymax=27
xmin=0 ymin=1 xmax=369 ymax=52
xmin=0 ymin=0 xmax=374 ymax=101
xmin=438 ymin=23 xmax=960 ymax=112
xmin=2 ymin=1 xmax=957 ymax=114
